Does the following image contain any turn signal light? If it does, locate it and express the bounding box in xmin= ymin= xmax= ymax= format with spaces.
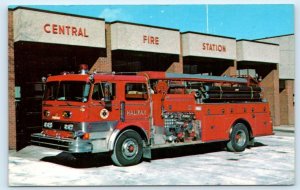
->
xmin=83 ymin=133 xmax=90 ymax=140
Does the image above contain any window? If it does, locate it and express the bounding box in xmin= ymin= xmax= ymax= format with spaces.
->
xmin=43 ymin=82 xmax=59 ymax=100
xmin=125 ymin=83 xmax=148 ymax=100
xmin=43 ymin=81 xmax=90 ymax=102
xmin=57 ymin=81 xmax=90 ymax=102
xmin=92 ymin=82 xmax=116 ymax=101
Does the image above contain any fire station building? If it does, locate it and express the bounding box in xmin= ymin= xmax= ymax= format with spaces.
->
xmin=8 ymin=7 xmax=295 ymax=150
xmin=256 ymin=35 xmax=295 ymax=126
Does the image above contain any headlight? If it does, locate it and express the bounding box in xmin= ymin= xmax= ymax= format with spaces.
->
xmin=43 ymin=122 xmax=53 ymax=128
xmin=43 ymin=110 xmax=50 ymax=117
xmin=62 ymin=111 xmax=72 ymax=118
xmin=64 ymin=124 xmax=74 ymax=131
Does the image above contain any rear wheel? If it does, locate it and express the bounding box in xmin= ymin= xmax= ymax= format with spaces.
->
xmin=227 ymin=123 xmax=249 ymax=152
xmin=111 ymin=130 xmax=143 ymax=166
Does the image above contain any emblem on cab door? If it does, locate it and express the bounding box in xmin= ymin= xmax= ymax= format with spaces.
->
xmin=100 ymin=109 xmax=109 ymax=119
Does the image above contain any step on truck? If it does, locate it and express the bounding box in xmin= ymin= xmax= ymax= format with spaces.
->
xmin=31 ymin=65 xmax=273 ymax=166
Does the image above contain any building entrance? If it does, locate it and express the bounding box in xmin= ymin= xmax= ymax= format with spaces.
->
xmin=14 ymin=41 xmax=105 ymax=150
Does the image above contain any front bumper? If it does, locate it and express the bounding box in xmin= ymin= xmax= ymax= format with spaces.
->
xmin=31 ymin=133 xmax=92 ymax=153
xmin=31 ymin=121 xmax=120 ymax=153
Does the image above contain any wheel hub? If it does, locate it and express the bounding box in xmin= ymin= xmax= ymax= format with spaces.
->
xmin=122 ymin=138 xmax=138 ymax=160
xmin=128 ymin=145 xmax=135 ymax=152
xmin=235 ymin=130 xmax=246 ymax=146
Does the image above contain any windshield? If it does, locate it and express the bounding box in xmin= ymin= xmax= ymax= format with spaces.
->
xmin=43 ymin=81 xmax=90 ymax=102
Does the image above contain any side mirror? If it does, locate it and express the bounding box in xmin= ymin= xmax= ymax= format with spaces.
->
xmin=103 ymin=83 xmax=112 ymax=111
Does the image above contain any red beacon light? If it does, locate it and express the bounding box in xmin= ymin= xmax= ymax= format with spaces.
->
xmin=79 ymin=64 xmax=89 ymax=74
xmin=60 ymin=71 xmax=69 ymax=75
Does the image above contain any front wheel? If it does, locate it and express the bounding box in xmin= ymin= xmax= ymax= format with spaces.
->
xmin=226 ymin=123 xmax=249 ymax=152
xmin=111 ymin=130 xmax=143 ymax=166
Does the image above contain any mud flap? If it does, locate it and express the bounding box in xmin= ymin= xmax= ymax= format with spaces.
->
xmin=248 ymin=138 xmax=255 ymax=147
xmin=143 ymin=146 xmax=152 ymax=161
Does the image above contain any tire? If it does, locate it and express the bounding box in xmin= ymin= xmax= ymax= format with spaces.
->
xmin=111 ymin=130 xmax=143 ymax=166
xmin=226 ymin=123 xmax=249 ymax=152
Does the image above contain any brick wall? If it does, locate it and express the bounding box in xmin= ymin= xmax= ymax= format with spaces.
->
xmin=166 ymin=35 xmax=183 ymax=73
xmin=280 ymin=80 xmax=294 ymax=125
xmin=260 ymin=69 xmax=280 ymax=126
xmin=222 ymin=60 xmax=237 ymax=76
xmin=166 ymin=61 xmax=183 ymax=73
xmin=8 ymin=10 xmax=16 ymax=149
xmin=280 ymin=87 xmax=288 ymax=124
xmin=90 ymin=24 xmax=112 ymax=73
xmin=286 ymin=80 xmax=294 ymax=125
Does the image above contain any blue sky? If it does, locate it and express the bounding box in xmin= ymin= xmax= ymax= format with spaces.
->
xmin=10 ymin=4 xmax=294 ymax=39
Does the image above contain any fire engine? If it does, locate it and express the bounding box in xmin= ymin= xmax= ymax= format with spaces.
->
xmin=31 ymin=65 xmax=273 ymax=166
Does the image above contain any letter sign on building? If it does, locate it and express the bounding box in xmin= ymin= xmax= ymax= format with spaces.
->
xmin=43 ymin=23 xmax=89 ymax=37
xmin=143 ymin=35 xmax=159 ymax=45
xmin=111 ymin=22 xmax=180 ymax=54
xmin=13 ymin=8 xmax=106 ymax=48
xmin=202 ymin=43 xmax=226 ymax=52
xmin=181 ymin=32 xmax=236 ymax=60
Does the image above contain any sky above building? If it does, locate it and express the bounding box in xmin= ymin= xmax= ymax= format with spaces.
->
xmin=9 ymin=4 xmax=294 ymax=40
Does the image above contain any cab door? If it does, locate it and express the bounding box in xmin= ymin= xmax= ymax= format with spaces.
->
xmin=89 ymin=82 xmax=120 ymax=121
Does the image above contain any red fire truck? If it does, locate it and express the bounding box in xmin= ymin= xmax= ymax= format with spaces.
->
xmin=31 ymin=66 xmax=273 ymax=166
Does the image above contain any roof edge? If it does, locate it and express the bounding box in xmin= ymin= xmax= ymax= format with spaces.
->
xmin=109 ymin=21 xmax=179 ymax=32
xmin=181 ymin=31 xmax=235 ymax=40
xmin=237 ymin=39 xmax=279 ymax=46
xmin=255 ymin=34 xmax=294 ymax=40
xmin=9 ymin=6 xmax=105 ymax=21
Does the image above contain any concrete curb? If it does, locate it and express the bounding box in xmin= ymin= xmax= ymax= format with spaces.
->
xmin=273 ymin=126 xmax=295 ymax=133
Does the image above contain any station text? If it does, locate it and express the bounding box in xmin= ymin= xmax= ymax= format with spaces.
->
xmin=202 ymin=43 xmax=226 ymax=52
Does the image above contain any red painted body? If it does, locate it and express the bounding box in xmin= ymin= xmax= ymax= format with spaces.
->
xmin=34 ymin=71 xmax=273 ymax=154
